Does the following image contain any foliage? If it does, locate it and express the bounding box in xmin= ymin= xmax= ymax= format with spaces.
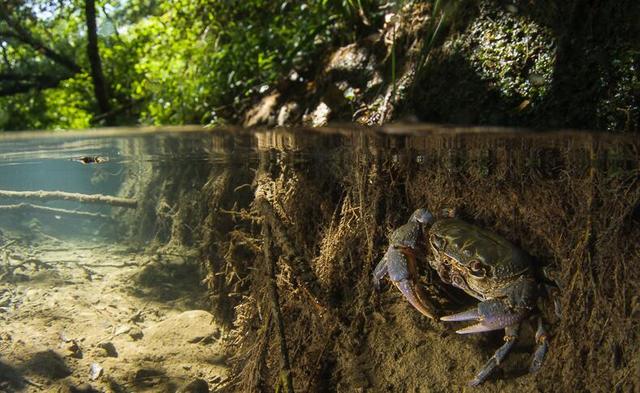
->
xmin=0 ymin=74 xmax=94 ymax=130
xmin=595 ymin=48 xmax=640 ymax=132
xmin=1 ymin=1 xmax=639 ymax=131
xmin=0 ymin=0 xmax=381 ymax=130
xmin=123 ymin=0 xmax=381 ymax=125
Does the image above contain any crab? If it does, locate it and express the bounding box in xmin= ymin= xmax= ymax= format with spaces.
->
xmin=373 ymin=208 xmax=550 ymax=386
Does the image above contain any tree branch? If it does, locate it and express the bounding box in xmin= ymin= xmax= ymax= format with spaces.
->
xmin=262 ymin=223 xmax=295 ymax=393
xmin=0 ymin=190 xmax=137 ymax=208
xmin=0 ymin=203 xmax=113 ymax=220
xmin=1 ymin=43 xmax=11 ymax=68
xmin=0 ymin=72 xmax=71 ymax=96
xmin=0 ymin=72 xmax=59 ymax=82
xmin=0 ymin=4 xmax=82 ymax=74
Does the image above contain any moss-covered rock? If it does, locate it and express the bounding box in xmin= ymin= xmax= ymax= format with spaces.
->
xmin=452 ymin=3 xmax=555 ymax=106
xmin=413 ymin=1 xmax=556 ymax=126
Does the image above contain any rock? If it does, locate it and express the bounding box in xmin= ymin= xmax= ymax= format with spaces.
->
xmin=64 ymin=340 xmax=83 ymax=359
xmin=128 ymin=327 xmax=143 ymax=341
xmin=243 ymin=93 xmax=280 ymax=127
xmin=143 ymin=310 xmax=220 ymax=347
xmin=97 ymin=342 xmax=118 ymax=357
xmin=59 ymin=332 xmax=73 ymax=343
xmin=322 ymin=83 xmax=349 ymax=111
xmin=89 ymin=363 xmax=103 ymax=381
xmin=133 ymin=368 xmax=164 ymax=387
xmin=277 ymin=102 xmax=301 ymax=126
xmin=0 ymin=290 xmax=12 ymax=308
xmin=304 ymin=102 xmax=332 ymax=127
xmin=67 ymin=383 xmax=99 ymax=393
xmin=178 ymin=378 xmax=209 ymax=393
xmin=326 ymin=43 xmax=370 ymax=77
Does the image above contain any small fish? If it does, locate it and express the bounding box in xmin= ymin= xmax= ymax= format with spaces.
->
xmin=70 ymin=156 xmax=109 ymax=164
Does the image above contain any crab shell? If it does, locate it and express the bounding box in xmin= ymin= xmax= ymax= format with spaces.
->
xmin=373 ymin=211 xmax=550 ymax=386
xmin=427 ymin=218 xmax=536 ymax=310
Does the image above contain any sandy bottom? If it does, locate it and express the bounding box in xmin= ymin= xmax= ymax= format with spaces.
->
xmin=0 ymin=234 xmax=227 ymax=393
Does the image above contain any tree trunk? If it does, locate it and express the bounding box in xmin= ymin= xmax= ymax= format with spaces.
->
xmin=84 ymin=0 xmax=112 ymax=124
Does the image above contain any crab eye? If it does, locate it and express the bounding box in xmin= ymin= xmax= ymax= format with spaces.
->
xmin=452 ymin=274 xmax=465 ymax=288
xmin=468 ymin=260 xmax=486 ymax=278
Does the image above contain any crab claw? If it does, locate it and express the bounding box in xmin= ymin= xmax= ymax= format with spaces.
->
xmin=441 ymin=298 xmax=523 ymax=334
xmin=373 ymin=246 xmax=437 ymax=320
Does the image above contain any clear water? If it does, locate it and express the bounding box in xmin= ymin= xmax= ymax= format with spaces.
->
xmin=0 ymin=126 xmax=638 ymax=392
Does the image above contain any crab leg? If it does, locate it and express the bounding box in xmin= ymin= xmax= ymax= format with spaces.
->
xmin=440 ymin=298 xmax=527 ymax=385
xmin=469 ymin=324 xmax=520 ymax=386
xmin=529 ymin=317 xmax=549 ymax=373
xmin=374 ymin=246 xmax=437 ymax=320
xmin=372 ymin=254 xmax=389 ymax=290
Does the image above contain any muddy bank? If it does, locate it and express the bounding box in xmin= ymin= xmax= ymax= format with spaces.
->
xmin=129 ymin=129 xmax=639 ymax=392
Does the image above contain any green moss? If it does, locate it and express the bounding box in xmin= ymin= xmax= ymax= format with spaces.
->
xmin=449 ymin=2 xmax=556 ymax=106
xmin=413 ymin=1 xmax=557 ymax=125
xmin=596 ymin=48 xmax=640 ymax=131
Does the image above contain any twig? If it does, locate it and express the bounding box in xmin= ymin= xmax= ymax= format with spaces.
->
xmin=22 ymin=377 xmax=44 ymax=389
xmin=245 ymin=314 xmax=273 ymax=392
xmin=219 ymin=208 xmax=262 ymax=222
xmin=74 ymin=262 xmax=101 ymax=281
xmin=0 ymin=240 xmax=16 ymax=251
xmin=0 ymin=190 xmax=137 ymax=208
xmin=0 ymin=203 xmax=113 ymax=219
xmin=36 ymin=230 xmax=63 ymax=243
xmin=257 ymin=200 xmax=335 ymax=314
xmin=262 ymin=224 xmax=295 ymax=393
xmin=1 ymin=257 xmax=53 ymax=281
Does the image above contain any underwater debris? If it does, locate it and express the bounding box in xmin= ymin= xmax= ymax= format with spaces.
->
xmin=70 ymin=156 xmax=110 ymax=165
